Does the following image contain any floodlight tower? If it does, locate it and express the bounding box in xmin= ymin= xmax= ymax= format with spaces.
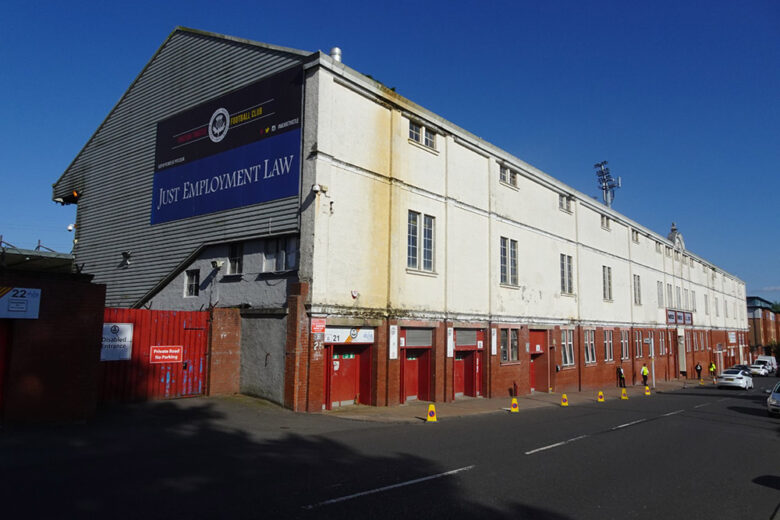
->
xmin=594 ymin=161 xmax=621 ymax=208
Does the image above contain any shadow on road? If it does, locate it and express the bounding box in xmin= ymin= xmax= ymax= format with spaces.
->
xmin=0 ymin=399 xmax=575 ymax=519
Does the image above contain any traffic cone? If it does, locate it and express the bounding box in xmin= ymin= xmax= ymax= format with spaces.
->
xmin=645 ymin=386 xmax=651 ymax=396
xmin=597 ymin=391 xmax=605 ymax=403
xmin=621 ymin=388 xmax=628 ymax=400
xmin=510 ymin=397 xmax=519 ymax=413
xmin=561 ymin=394 xmax=569 ymax=407
xmin=426 ymin=404 xmax=437 ymax=422
xmin=699 ymin=379 xmax=704 ymax=385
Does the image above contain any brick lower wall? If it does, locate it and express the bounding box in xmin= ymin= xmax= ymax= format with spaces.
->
xmin=207 ymin=307 xmax=241 ymax=396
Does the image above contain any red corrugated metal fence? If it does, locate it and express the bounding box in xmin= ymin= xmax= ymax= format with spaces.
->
xmin=100 ymin=308 xmax=209 ymax=403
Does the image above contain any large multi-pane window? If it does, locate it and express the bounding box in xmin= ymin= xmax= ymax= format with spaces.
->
xmin=604 ymin=330 xmax=614 ymax=361
xmin=584 ymin=330 xmax=596 ymax=364
xmin=633 ymin=274 xmax=642 ymax=305
xmin=621 ymin=331 xmax=630 ymax=360
xmin=561 ymin=329 xmax=574 ymax=366
xmin=407 ymin=211 xmax=435 ymax=272
xmin=500 ymin=237 xmax=518 ymax=285
xmin=602 ymin=266 xmax=612 ymax=301
xmin=659 ymin=332 xmax=666 ymax=355
xmin=261 ymin=236 xmax=298 ymax=273
xmin=634 ymin=330 xmax=643 ymax=358
xmin=500 ymin=328 xmax=519 ymax=362
xmin=408 ymin=120 xmax=436 ymax=150
xmin=560 ymin=254 xmax=573 ymax=294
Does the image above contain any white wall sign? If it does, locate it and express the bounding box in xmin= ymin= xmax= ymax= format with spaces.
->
xmin=491 ymin=328 xmax=497 ymax=356
xmin=101 ymin=323 xmax=134 ymax=361
xmin=0 ymin=287 xmax=42 ymax=319
xmin=389 ymin=325 xmax=398 ymax=360
xmin=325 ymin=327 xmax=374 ymax=344
xmin=447 ymin=327 xmax=454 ymax=358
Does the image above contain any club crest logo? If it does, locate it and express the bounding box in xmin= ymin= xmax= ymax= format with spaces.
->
xmin=208 ymin=108 xmax=230 ymax=143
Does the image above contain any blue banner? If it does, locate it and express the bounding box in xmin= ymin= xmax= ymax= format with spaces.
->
xmin=150 ymin=129 xmax=300 ymax=225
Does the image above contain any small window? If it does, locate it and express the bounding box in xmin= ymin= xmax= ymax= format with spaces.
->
xmin=620 ymin=331 xmax=630 ymax=360
xmin=634 ymin=330 xmax=643 ymax=358
xmin=424 ymin=129 xmax=436 ymax=149
xmin=655 ymin=241 xmax=662 ymax=253
xmin=560 ymin=254 xmax=574 ymax=294
xmin=227 ymin=243 xmax=243 ymax=275
xmin=408 ymin=120 xmax=436 ymax=150
xmin=657 ymin=281 xmax=664 ymax=308
xmin=601 ymin=215 xmax=610 ymax=230
xmin=500 ymin=166 xmax=518 ymax=187
xmin=185 ymin=269 xmax=200 ymax=297
xmin=602 ymin=265 xmax=612 ymax=301
xmin=604 ymin=330 xmax=614 ymax=361
xmin=665 ymin=246 xmax=672 ymax=257
xmin=584 ymin=330 xmax=596 ymax=364
xmin=631 ymin=230 xmax=640 ymax=243
xmin=261 ymin=237 xmax=299 ymax=273
xmin=561 ymin=330 xmax=574 ymax=366
xmin=558 ymin=194 xmax=572 ymax=213
xmin=409 ymin=121 xmax=421 ymax=142
xmin=633 ymin=274 xmax=642 ymax=305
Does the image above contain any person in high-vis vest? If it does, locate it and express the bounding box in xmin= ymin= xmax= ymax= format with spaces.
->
xmin=709 ymin=361 xmax=717 ymax=383
xmin=641 ymin=363 xmax=649 ymax=386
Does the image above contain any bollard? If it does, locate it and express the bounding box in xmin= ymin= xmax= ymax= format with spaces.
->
xmin=510 ymin=397 xmax=519 ymax=413
xmin=597 ymin=391 xmax=605 ymax=403
xmin=426 ymin=404 xmax=437 ymax=422
xmin=561 ymin=394 xmax=569 ymax=407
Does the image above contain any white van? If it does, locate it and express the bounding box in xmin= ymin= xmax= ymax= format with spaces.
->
xmin=755 ymin=355 xmax=778 ymax=375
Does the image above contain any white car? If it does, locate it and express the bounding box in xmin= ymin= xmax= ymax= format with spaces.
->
xmin=716 ymin=369 xmax=753 ymax=390
xmin=749 ymin=363 xmax=769 ymax=376
xmin=768 ymin=382 xmax=780 ymax=416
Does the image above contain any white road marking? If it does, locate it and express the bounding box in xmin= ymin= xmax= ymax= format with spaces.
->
xmin=611 ymin=418 xmax=646 ymax=430
xmin=524 ymin=435 xmax=588 ymax=455
xmin=693 ymin=403 xmax=709 ymax=409
xmin=302 ymin=465 xmax=475 ymax=509
xmin=662 ymin=409 xmax=685 ymax=416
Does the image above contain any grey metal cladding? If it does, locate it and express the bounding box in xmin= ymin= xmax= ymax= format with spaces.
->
xmin=54 ymin=29 xmax=310 ymax=307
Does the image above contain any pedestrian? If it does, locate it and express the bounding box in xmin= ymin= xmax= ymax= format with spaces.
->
xmin=695 ymin=362 xmax=702 ymax=380
xmin=641 ymin=363 xmax=649 ymax=386
xmin=709 ymin=361 xmax=717 ymax=383
xmin=616 ymin=365 xmax=621 ymax=387
xmin=618 ymin=366 xmax=626 ymax=388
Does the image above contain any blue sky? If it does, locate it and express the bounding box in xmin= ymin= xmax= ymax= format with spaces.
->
xmin=1 ymin=1 xmax=778 ymax=301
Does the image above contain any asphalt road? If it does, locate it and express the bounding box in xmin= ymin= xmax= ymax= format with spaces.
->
xmin=2 ymin=377 xmax=778 ymax=520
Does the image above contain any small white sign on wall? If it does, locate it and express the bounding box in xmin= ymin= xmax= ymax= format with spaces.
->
xmin=447 ymin=327 xmax=454 ymax=358
xmin=491 ymin=328 xmax=497 ymax=356
xmin=389 ymin=325 xmax=398 ymax=360
xmin=101 ymin=323 xmax=134 ymax=361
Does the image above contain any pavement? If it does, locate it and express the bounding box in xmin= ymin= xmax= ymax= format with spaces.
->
xmin=323 ymin=378 xmax=706 ymax=423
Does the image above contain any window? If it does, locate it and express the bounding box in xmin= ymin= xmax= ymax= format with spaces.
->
xmin=604 ymin=330 xmax=614 ymax=361
xmin=634 ymin=330 xmax=643 ymax=358
xmin=693 ymin=332 xmax=698 ymax=351
xmin=500 ymin=237 xmax=518 ymax=285
xmin=408 ymin=120 xmax=436 ymax=150
xmin=407 ymin=211 xmax=435 ymax=272
xmin=185 ymin=269 xmax=199 ymax=297
xmin=584 ymin=330 xmax=596 ymax=364
xmin=632 ymin=229 xmax=640 ymax=243
xmin=655 ymin=241 xmax=662 ymax=253
xmin=665 ymin=246 xmax=672 ymax=257
xmin=620 ymin=331 xmax=630 ymax=360
xmin=600 ymin=215 xmax=610 ymax=230
xmin=500 ymin=328 xmax=520 ymax=363
xmin=602 ymin=266 xmax=612 ymax=301
xmin=500 ymin=329 xmax=508 ymax=362
xmin=657 ymin=281 xmax=664 ymax=308
xmin=500 ymin=166 xmax=518 ymax=187
xmin=686 ymin=331 xmax=691 ymax=352
xmin=704 ymin=294 xmax=709 ymax=315
xmin=724 ymin=300 xmax=729 ymax=318
xmin=227 ymin=243 xmax=243 ymax=275
xmin=683 ymin=289 xmax=689 ymax=310
xmin=692 ymin=291 xmax=696 ymax=312
xmin=659 ymin=332 xmax=665 ymax=356
xmin=633 ymin=274 xmax=642 ymax=305
xmin=561 ymin=329 xmax=574 ymax=366
xmin=560 ymin=254 xmax=574 ymax=294
xmin=510 ymin=329 xmax=519 ymax=362
xmin=676 ymin=286 xmax=681 ymax=308
xmin=667 ymin=284 xmax=673 ymax=308
xmin=558 ymin=194 xmax=572 ymax=213
xmin=715 ymin=297 xmax=719 ymax=317
xmin=261 ymin=236 xmax=298 ymax=273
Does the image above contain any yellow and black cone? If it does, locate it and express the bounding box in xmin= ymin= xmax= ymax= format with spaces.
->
xmin=597 ymin=391 xmax=605 ymax=403
xmin=645 ymin=386 xmax=651 ymax=396
xmin=510 ymin=397 xmax=519 ymax=413
xmin=561 ymin=394 xmax=569 ymax=407
xmin=699 ymin=379 xmax=704 ymax=385
xmin=426 ymin=404 xmax=437 ymax=422
xmin=621 ymin=388 xmax=629 ymax=400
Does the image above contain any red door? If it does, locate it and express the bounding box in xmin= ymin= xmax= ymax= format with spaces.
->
xmin=454 ymin=351 xmax=466 ymax=397
xmin=404 ymin=349 xmax=420 ymax=401
xmin=331 ymin=347 xmax=360 ymax=407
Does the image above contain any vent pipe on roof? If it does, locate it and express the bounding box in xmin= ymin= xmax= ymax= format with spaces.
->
xmin=330 ymin=47 xmax=342 ymax=63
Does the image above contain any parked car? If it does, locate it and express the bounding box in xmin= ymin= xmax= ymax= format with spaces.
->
xmin=730 ymin=364 xmax=751 ymax=372
xmin=767 ymin=382 xmax=780 ymax=416
xmin=755 ymin=355 xmax=778 ymax=374
xmin=749 ymin=363 xmax=770 ymax=376
xmin=716 ymin=369 xmax=753 ymax=390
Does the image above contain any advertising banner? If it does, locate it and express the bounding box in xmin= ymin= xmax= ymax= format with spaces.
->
xmin=325 ymin=328 xmax=375 ymax=344
xmin=101 ymin=323 xmax=133 ymax=361
xmin=151 ymin=66 xmax=303 ymax=224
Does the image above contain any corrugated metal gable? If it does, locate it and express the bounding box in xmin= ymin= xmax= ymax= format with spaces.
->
xmin=55 ymin=29 xmax=310 ymax=307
